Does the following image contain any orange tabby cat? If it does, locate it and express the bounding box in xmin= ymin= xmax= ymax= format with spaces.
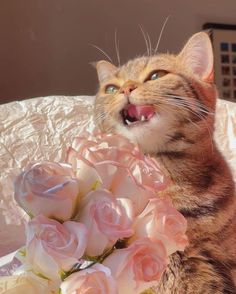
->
xmin=94 ymin=32 xmax=236 ymax=293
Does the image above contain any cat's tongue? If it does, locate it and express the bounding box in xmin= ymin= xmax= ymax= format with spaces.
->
xmin=126 ymin=104 xmax=155 ymax=121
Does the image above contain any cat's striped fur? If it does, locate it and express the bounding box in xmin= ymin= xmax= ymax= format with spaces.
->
xmin=94 ymin=32 xmax=236 ymax=293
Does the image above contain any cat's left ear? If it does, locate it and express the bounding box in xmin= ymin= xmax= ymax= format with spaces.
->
xmin=95 ymin=60 xmax=118 ymax=83
xmin=179 ymin=32 xmax=214 ymax=82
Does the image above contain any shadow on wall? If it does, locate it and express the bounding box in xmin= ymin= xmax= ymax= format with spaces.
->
xmin=0 ymin=0 xmax=235 ymax=104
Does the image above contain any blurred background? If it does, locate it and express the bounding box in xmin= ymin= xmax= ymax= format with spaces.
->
xmin=0 ymin=0 xmax=236 ymax=104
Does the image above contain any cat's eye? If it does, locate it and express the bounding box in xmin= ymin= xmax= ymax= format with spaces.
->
xmin=105 ymin=85 xmax=119 ymax=94
xmin=150 ymin=72 xmax=159 ymax=80
xmin=145 ymin=70 xmax=168 ymax=82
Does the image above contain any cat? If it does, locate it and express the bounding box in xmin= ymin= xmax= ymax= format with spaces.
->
xmin=94 ymin=32 xmax=236 ymax=293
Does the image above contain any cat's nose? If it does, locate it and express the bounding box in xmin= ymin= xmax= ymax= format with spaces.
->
xmin=119 ymin=81 xmax=138 ymax=96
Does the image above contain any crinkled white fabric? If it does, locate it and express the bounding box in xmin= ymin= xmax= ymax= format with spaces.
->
xmin=0 ymin=96 xmax=235 ymax=262
xmin=214 ymin=100 xmax=236 ymax=180
xmin=0 ymin=96 xmax=95 ymax=259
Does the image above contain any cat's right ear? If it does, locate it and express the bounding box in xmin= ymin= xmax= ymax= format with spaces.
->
xmin=93 ymin=60 xmax=118 ymax=83
xmin=178 ymin=32 xmax=214 ymax=82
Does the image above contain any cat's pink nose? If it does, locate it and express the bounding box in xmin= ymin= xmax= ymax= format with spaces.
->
xmin=120 ymin=81 xmax=138 ymax=96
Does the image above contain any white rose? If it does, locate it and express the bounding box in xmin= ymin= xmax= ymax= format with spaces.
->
xmin=14 ymin=162 xmax=79 ymax=221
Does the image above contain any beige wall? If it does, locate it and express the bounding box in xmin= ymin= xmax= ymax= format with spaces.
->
xmin=0 ymin=0 xmax=236 ymax=103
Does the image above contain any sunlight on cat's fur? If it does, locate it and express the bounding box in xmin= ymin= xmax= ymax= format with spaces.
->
xmin=94 ymin=33 xmax=215 ymax=155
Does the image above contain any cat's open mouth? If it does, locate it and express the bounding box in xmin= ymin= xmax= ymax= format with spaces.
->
xmin=121 ymin=104 xmax=155 ymax=126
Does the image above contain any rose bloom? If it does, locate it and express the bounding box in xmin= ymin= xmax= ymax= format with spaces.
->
xmin=60 ymin=264 xmax=117 ymax=294
xmin=103 ymin=238 xmax=168 ymax=294
xmin=70 ymin=132 xmax=139 ymax=166
xmin=25 ymin=215 xmax=88 ymax=281
xmin=0 ymin=274 xmax=52 ymax=294
xmin=67 ymin=151 xmax=156 ymax=215
xmin=67 ymin=132 xmax=168 ymax=194
xmin=65 ymin=149 xmax=102 ymax=197
xmin=78 ymin=189 xmax=134 ymax=256
xmin=94 ymin=161 xmax=158 ymax=214
xmin=14 ymin=162 xmax=79 ymax=221
xmin=129 ymin=155 xmax=168 ymax=193
xmin=133 ymin=198 xmax=188 ymax=255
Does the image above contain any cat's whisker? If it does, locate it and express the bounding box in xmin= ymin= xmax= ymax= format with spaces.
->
xmin=154 ymin=15 xmax=170 ymax=54
xmin=176 ymin=97 xmax=212 ymax=114
xmin=186 ymin=117 xmax=202 ymax=130
xmin=146 ymin=30 xmax=153 ymax=56
xmin=163 ymin=98 xmax=211 ymax=124
xmin=155 ymin=96 xmax=214 ymax=148
xmin=156 ymin=99 xmax=202 ymax=118
xmin=139 ymin=25 xmax=151 ymax=56
xmin=94 ymin=112 xmax=115 ymax=132
xmin=162 ymin=93 xmax=214 ymax=114
xmin=152 ymin=94 xmax=204 ymax=121
xmin=91 ymin=44 xmax=113 ymax=63
xmin=166 ymin=96 xmax=214 ymax=115
xmin=114 ymin=30 xmax=121 ymax=66
xmin=154 ymin=101 xmax=202 ymax=131
xmin=93 ymin=112 xmax=105 ymax=122
xmin=96 ymin=101 xmax=123 ymax=120
xmin=162 ymin=103 xmax=202 ymax=131
xmin=164 ymin=98 xmax=209 ymax=119
xmin=155 ymin=95 xmax=214 ymax=127
xmin=153 ymin=103 xmax=173 ymax=118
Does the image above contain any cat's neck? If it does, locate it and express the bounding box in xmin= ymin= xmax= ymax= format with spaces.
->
xmin=155 ymin=140 xmax=231 ymax=190
xmin=155 ymin=139 xmax=236 ymax=241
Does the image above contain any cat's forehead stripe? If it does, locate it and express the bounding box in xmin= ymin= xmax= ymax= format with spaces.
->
xmin=117 ymin=55 xmax=175 ymax=80
xmin=117 ymin=56 xmax=149 ymax=79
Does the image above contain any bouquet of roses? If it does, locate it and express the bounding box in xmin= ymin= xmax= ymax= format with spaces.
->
xmin=1 ymin=132 xmax=188 ymax=294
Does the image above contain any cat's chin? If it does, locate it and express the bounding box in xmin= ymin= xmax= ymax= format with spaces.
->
xmin=116 ymin=115 xmax=169 ymax=154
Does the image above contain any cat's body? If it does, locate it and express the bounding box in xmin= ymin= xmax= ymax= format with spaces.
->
xmin=152 ymin=144 xmax=236 ymax=293
xmin=94 ymin=32 xmax=236 ymax=293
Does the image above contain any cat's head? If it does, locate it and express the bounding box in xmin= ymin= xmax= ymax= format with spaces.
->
xmin=94 ymin=32 xmax=217 ymax=154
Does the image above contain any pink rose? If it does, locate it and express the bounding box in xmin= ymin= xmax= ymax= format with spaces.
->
xmin=66 ymin=150 xmax=102 ymax=197
xmin=66 ymin=132 xmax=168 ymax=212
xmin=67 ymin=151 xmax=156 ymax=215
xmin=14 ymin=162 xmax=79 ymax=221
xmin=129 ymin=155 xmax=168 ymax=193
xmin=133 ymin=198 xmax=188 ymax=255
xmin=103 ymin=238 xmax=168 ymax=293
xmin=70 ymin=132 xmax=167 ymax=192
xmin=70 ymin=132 xmax=139 ymax=165
xmin=60 ymin=264 xmax=118 ymax=294
xmin=95 ymin=161 xmax=157 ymax=214
xmin=26 ymin=215 xmax=88 ymax=280
xmin=78 ymin=189 xmax=134 ymax=256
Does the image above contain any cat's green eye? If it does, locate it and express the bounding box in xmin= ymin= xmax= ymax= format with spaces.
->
xmin=150 ymin=72 xmax=159 ymax=80
xmin=105 ymin=85 xmax=119 ymax=94
xmin=145 ymin=70 xmax=168 ymax=82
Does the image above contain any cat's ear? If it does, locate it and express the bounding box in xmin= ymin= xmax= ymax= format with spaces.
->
xmin=95 ymin=60 xmax=118 ymax=83
xmin=179 ymin=32 xmax=214 ymax=82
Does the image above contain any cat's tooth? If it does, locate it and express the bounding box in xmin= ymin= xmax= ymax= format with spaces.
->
xmin=141 ymin=115 xmax=145 ymax=121
xmin=125 ymin=119 xmax=131 ymax=125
